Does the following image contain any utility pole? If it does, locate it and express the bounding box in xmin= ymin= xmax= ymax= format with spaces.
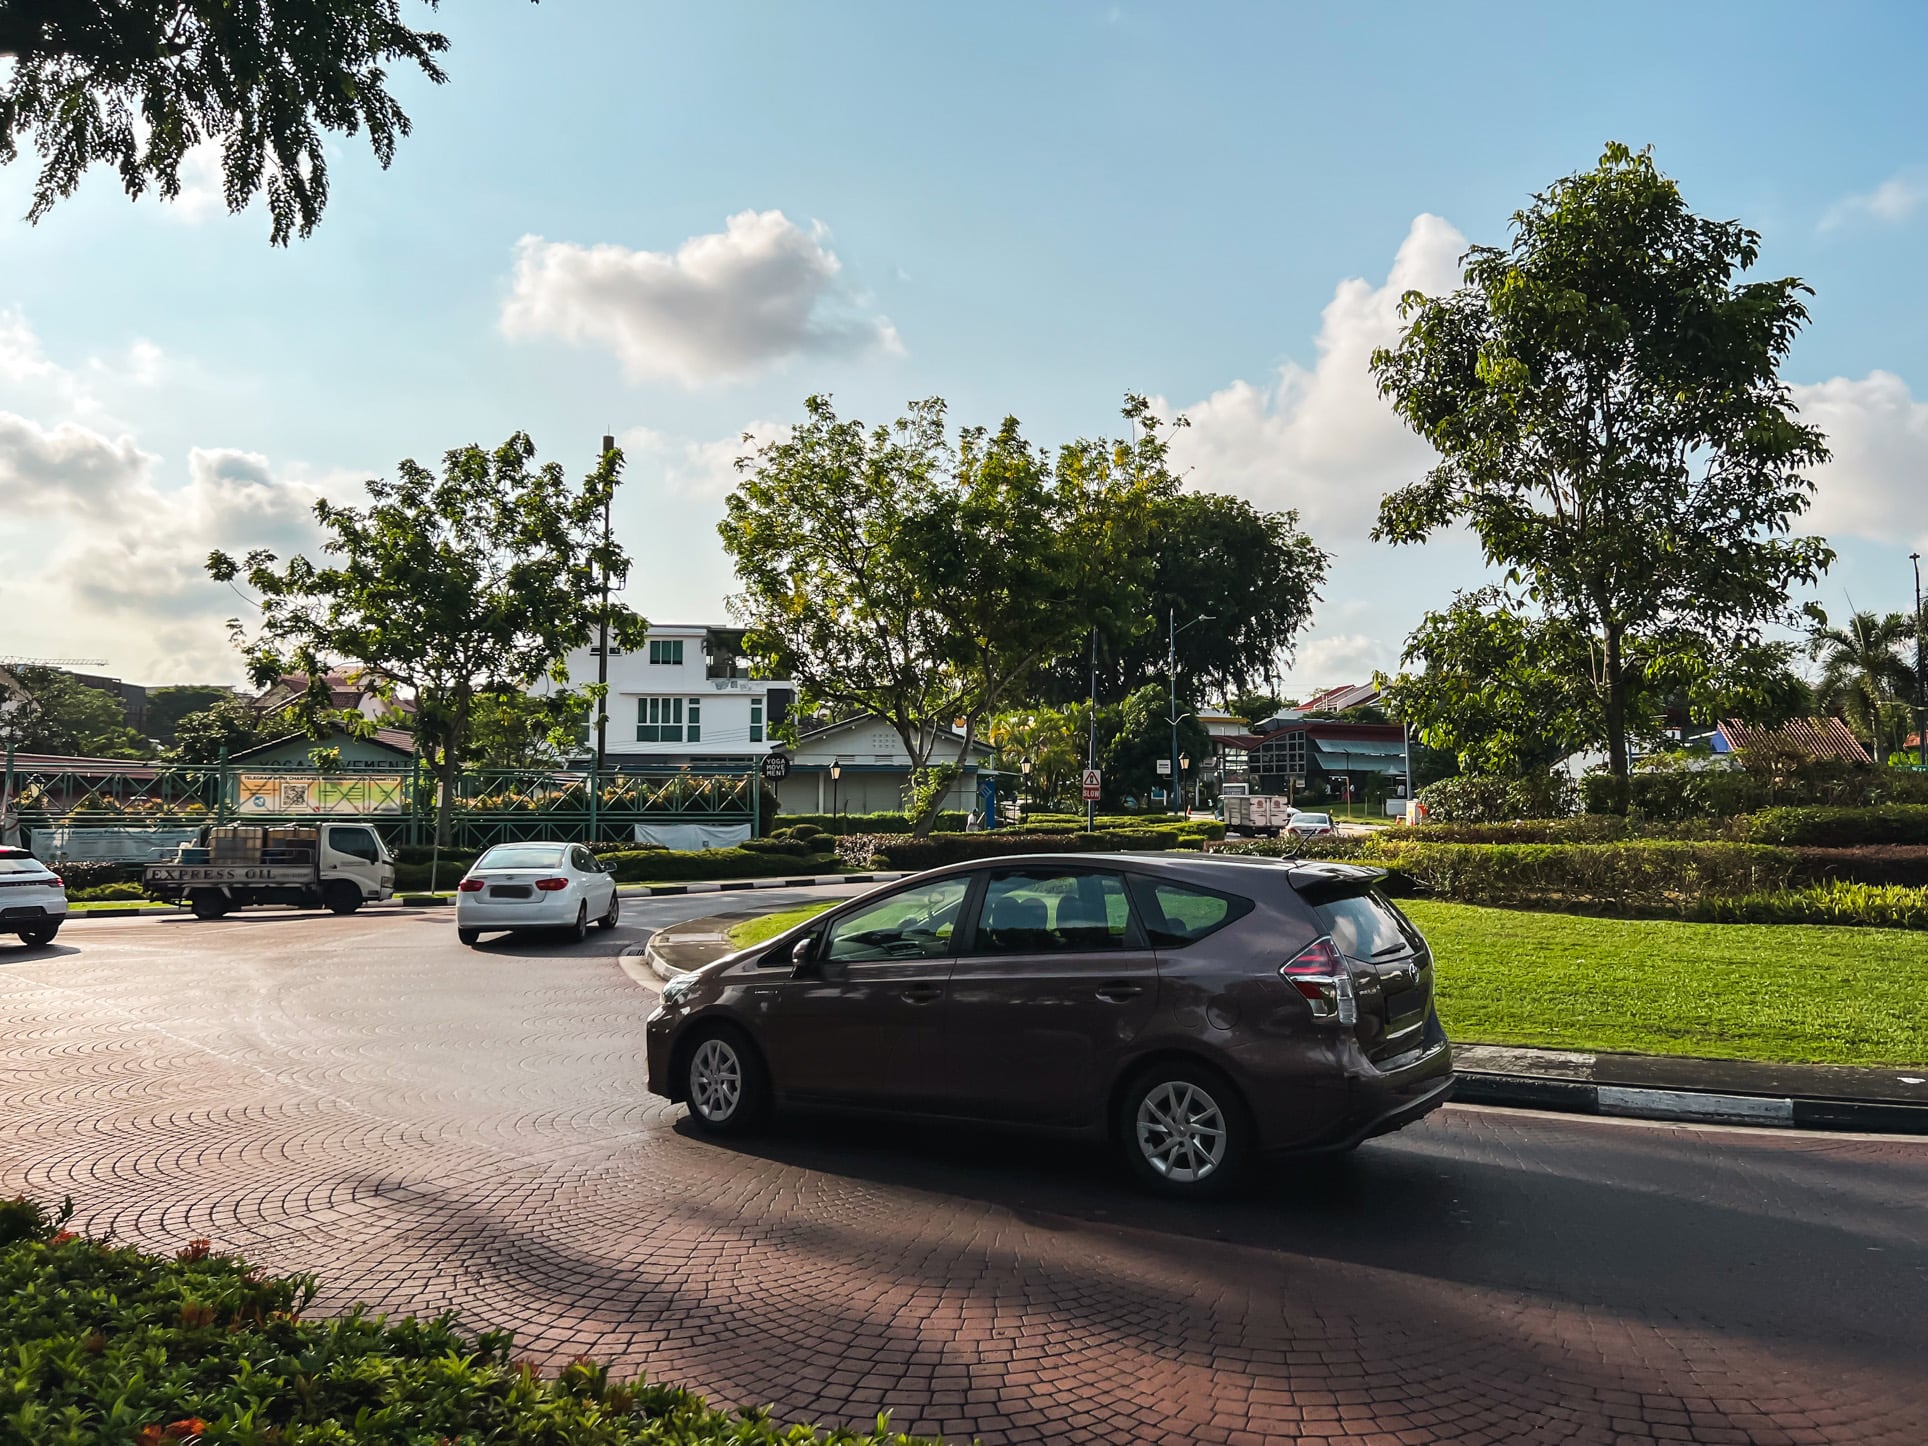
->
xmin=595 ymin=434 xmax=615 ymax=780
xmin=1914 ymin=552 xmax=1925 ymax=769
xmin=1086 ymin=629 xmax=1098 ymax=833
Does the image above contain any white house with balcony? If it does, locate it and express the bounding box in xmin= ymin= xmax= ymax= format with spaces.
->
xmin=538 ymin=624 xmax=795 ymax=771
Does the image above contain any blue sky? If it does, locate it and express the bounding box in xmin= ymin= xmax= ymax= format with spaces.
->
xmin=3 ymin=0 xmax=1925 ymax=692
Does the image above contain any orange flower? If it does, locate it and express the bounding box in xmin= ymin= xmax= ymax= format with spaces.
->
xmin=48 ymin=1230 xmax=77 ymax=1247
xmin=176 ymin=1238 xmax=213 ymax=1262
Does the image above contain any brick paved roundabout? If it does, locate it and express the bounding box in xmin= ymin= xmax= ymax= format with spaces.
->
xmin=4 ymin=897 xmax=1926 ymax=1445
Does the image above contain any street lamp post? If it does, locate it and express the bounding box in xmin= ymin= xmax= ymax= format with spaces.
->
xmin=1020 ymin=757 xmax=1032 ymax=812
xmin=1167 ymin=609 xmax=1214 ymax=816
xmin=0 ymin=696 xmax=20 ymax=849
xmin=1914 ymin=552 xmax=1925 ymax=770
xmin=830 ymin=759 xmax=842 ymax=821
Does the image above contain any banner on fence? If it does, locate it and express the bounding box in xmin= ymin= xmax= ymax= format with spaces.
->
xmin=235 ymin=774 xmax=408 ymax=816
xmin=30 ymin=827 xmax=203 ymax=863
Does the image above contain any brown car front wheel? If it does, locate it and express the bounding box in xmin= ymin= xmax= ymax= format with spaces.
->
xmin=681 ymin=1026 xmax=771 ymax=1137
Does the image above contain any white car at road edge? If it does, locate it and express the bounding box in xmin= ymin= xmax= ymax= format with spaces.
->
xmin=0 ymin=847 xmax=69 ymax=947
xmin=455 ymin=841 xmax=619 ymax=946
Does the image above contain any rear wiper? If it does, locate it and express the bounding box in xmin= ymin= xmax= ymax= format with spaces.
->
xmin=1370 ymin=944 xmax=1409 ymax=958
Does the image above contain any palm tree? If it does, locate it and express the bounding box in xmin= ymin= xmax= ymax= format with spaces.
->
xmin=1810 ymin=611 xmax=1916 ymax=763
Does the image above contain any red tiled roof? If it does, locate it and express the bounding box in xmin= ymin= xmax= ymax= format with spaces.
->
xmin=1718 ymin=717 xmax=1872 ymax=764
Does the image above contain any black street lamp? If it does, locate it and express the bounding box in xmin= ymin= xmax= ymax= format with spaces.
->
xmin=1020 ymin=757 xmax=1032 ymax=810
xmin=830 ymin=759 xmax=842 ymax=820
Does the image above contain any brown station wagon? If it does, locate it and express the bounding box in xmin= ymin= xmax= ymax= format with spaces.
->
xmin=645 ymin=853 xmax=1454 ymax=1196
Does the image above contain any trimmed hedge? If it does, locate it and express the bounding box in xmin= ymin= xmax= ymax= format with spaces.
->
xmin=1218 ymin=837 xmax=1799 ymax=910
xmin=1745 ymin=804 xmax=1928 ymax=848
xmin=1690 ymin=881 xmax=1928 ymax=929
xmin=1583 ymin=763 xmax=1928 ymax=820
xmin=599 ymin=848 xmax=837 ymax=883
xmin=774 ymin=811 xmax=969 ymax=835
xmin=841 ymin=829 xmax=1199 ymax=872
xmin=1789 ymin=846 xmax=1928 ymax=888
xmin=0 ymin=1195 xmax=935 ymax=1445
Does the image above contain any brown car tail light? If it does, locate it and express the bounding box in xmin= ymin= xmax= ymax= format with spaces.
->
xmin=457 ymin=878 xmax=485 ymax=892
xmin=534 ymin=877 xmax=570 ymax=892
xmin=1281 ymin=937 xmax=1358 ymax=1025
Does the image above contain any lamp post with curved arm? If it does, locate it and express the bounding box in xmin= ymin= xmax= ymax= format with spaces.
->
xmin=1167 ymin=609 xmax=1215 ymax=815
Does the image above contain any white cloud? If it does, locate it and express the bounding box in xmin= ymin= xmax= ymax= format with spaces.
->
xmin=0 ymin=412 xmax=155 ymax=512
xmin=501 ymin=209 xmax=903 ymax=385
xmin=1821 ymin=168 xmax=1928 ymax=232
xmin=618 ymin=419 xmax=793 ymax=499
xmin=1791 ymin=370 xmax=1928 ymax=550
xmin=1157 ymin=213 xmax=1465 ymax=542
xmin=1279 ymin=631 xmax=1398 ymax=694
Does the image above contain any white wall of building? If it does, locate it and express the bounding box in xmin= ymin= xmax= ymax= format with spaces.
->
xmin=541 ymin=624 xmax=791 ymax=765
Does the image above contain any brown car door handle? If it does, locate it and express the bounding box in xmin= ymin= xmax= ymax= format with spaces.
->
xmin=900 ymin=983 xmax=943 ymax=1003
xmin=1095 ymin=984 xmax=1142 ymax=1003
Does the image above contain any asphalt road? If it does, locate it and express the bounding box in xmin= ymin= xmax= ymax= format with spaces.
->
xmin=3 ymin=892 xmax=1925 ymax=1445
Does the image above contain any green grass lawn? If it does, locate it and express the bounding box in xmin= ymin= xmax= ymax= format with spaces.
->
xmin=1405 ymin=899 xmax=1928 ymax=1067
xmin=726 ymin=902 xmax=835 ymax=948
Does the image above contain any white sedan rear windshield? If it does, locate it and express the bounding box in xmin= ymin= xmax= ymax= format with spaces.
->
xmin=1297 ymin=814 xmax=1332 ymax=825
xmin=0 ymin=856 xmax=49 ymax=874
xmin=477 ymin=845 xmax=566 ymax=870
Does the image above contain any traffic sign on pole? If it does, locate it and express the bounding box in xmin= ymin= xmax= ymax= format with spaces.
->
xmin=1081 ymin=768 xmax=1102 ymax=801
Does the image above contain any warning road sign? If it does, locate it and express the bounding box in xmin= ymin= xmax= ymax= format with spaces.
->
xmin=1081 ymin=768 xmax=1102 ymax=801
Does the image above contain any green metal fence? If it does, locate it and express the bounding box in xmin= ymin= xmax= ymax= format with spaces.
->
xmin=7 ymin=759 xmax=762 ymax=853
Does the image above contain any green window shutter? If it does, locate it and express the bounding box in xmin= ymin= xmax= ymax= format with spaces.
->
xmin=688 ymin=698 xmax=701 ymax=743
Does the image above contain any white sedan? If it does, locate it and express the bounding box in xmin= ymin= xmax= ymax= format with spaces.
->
xmin=1286 ymin=811 xmax=1337 ymax=837
xmin=0 ymin=847 xmax=69 ymax=947
xmin=455 ymin=842 xmax=619 ymax=946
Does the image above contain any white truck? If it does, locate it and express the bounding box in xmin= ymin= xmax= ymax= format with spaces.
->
xmin=145 ymin=824 xmax=395 ymax=919
xmin=1221 ymin=793 xmax=1298 ymax=836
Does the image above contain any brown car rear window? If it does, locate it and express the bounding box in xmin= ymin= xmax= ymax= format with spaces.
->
xmin=1126 ymin=877 xmax=1253 ymax=949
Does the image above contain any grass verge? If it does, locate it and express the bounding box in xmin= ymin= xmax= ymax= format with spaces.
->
xmin=1406 ymin=899 xmax=1928 ymax=1067
xmin=727 ymin=902 xmax=835 ymax=948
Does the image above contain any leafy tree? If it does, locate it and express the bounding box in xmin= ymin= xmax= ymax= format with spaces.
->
xmin=466 ymin=689 xmax=584 ymax=770
xmin=169 ymin=693 xmax=283 ymax=763
xmin=1035 ymin=491 xmax=1327 ymax=704
xmin=1101 ymin=683 xmax=1212 ymax=809
xmin=1371 ymin=143 xmax=1834 ymax=793
xmin=1810 ymin=610 xmax=1916 ymax=763
xmin=144 ymin=685 xmax=236 ymax=746
xmin=210 ymin=433 xmax=641 ymax=844
xmin=1381 ymin=590 xmax=1603 ymax=777
xmin=722 ymin=395 xmax=1167 ymax=834
xmin=0 ymin=0 xmax=497 ymax=244
xmin=0 ymin=665 xmax=148 ymax=757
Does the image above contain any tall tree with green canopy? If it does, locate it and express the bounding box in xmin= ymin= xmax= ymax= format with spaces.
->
xmin=1370 ymin=143 xmax=1834 ymax=796
xmin=209 ymin=433 xmax=641 ymax=844
xmin=721 ymin=395 xmax=1169 ymax=834
xmin=1034 ymin=489 xmax=1328 ymax=703
xmin=0 ymin=0 xmax=530 ymax=244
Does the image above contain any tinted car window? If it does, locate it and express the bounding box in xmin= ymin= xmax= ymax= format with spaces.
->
xmin=571 ymin=846 xmax=598 ymax=873
xmin=477 ymin=845 xmax=566 ymax=870
xmin=1318 ymin=890 xmax=1420 ymax=960
xmin=0 ymin=856 xmax=49 ymax=875
xmin=824 ymin=877 xmax=969 ymax=963
xmin=329 ymin=826 xmax=380 ymax=863
xmin=1126 ymin=876 xmax=1253 ymax=948
xmin=976 ymin=869 xmax=1130 ymax=953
